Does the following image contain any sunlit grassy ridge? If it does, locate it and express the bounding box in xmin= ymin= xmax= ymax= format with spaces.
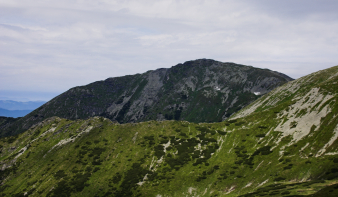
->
xmin=1 ymin=66 xmax=338 ymax=196
xmin=0 ymin=116 xmax=337 ymax=197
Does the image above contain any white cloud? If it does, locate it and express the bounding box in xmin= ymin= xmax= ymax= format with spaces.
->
xmin=0 ymin=0 xmax=338 ymax=100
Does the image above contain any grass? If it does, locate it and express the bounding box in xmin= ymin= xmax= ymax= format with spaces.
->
xmin=1 ymin=66 xmax=338 ymax=196
xmin=0 ymin=113 xmax=337 ymax=197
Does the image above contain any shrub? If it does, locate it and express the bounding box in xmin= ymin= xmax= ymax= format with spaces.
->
xmin=54 ymin=170 xmax=67 ymax=180
xmin=112 ymin=173 xmax=122 ymax=184
xmin=290 ymin=121 xmax=297 ymax=129
xmin=235 ymin=121 xmax=245 ymax=126
xmin=94 ymin=140 xmax=100 ymax=144
xmin=274 ymin=177 xmax=286 ymax=181
xmin=217 ymin=130 xmax=227 ymax=135
xmin=283 ymin=164 xmax=293 ymax=170
xmin=252 ymin=146 xmax=272 ymax=156
xmin=154 ymin=145 xmax=165 ymax=159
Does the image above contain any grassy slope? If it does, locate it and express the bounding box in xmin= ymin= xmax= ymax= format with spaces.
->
xmin=1 ymin=66 xmax=338 ymax=196
xmin=0 ymin=116 xmax=337 ymax=197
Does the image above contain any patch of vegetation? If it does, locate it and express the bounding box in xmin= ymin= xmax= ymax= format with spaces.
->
xmin=255 ymin=134 xmax=266 ymax=138
xmin=252 ymin=146 xmax=272 ymax=156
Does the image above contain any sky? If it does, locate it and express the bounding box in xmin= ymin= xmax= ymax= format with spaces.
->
xmin=1 ymin=0 xmax=338 ymax=101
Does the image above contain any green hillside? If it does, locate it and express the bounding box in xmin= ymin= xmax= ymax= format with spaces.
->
xmin=1 ymin=66 xmax=338 ymax=196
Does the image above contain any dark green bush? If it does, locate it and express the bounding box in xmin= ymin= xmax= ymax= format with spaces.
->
xmin=112 ymin=173 xmax=122 ymax=184
xmin=154 ymin=145 xmax=165 ymax=158
xmin=47 ymin=180 xmax=71 ymax=197
xmin=235 ymin=160 xmax=243 ymax=165
xmin=213 ymin=165 xmax=220 ymax=170
xmin=94 ymin=140 xmax=100 ymax=144
xmin=252 ymin=146 xmax=272 ymax=156
xmin=283 ymin=164 xmax=293 ymax=170
xmin=235 ymin=121 xmax=245 ymax=126
xmin=281 ymin=191 xmax=290 ymax=195
xmin=92 ymin=160 xmax=103 ymax=165
xmin=273 ymin=177 xmax=286 ymax=181
xmin=255 ymin=134 xmax=265 ymax=138
xmin=54 ymin=170 xmax=67 ymax=180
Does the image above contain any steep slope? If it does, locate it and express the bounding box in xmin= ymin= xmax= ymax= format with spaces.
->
xmin=0 ymin=117 xmax=20 ymax=129
xmin=230 ymin=65 xmax=338 ymax=157
xmin=0 ymin=66 xmax=338 ymax=196
xmin=0 ymin=59 xmax=292 ymax=137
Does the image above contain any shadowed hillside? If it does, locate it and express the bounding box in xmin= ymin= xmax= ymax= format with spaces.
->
xmin=0 ymin=59 xmax=292 ymax=137
xmin=0 ymin=66 xmax=338 ymax=196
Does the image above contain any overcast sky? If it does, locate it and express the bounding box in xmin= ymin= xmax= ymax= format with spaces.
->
xmin=1 ymin=0 xmax=338 ymax=101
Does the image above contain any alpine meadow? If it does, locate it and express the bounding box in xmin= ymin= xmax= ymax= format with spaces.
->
xmin=1 ymin=60 xmax=338 ymax=196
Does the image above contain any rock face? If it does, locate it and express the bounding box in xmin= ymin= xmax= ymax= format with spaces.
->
xmin=230 ymin=65 xmax=338 ymax=157
xmin=0 ymin=59 xmax=293 ymax=137
xmin=1 ymin=66 xmax=338 ymax=197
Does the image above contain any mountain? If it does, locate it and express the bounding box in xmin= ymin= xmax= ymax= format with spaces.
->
xmin=0 ymin=108 xmax=32 ymax=118
xmin=0 ymin=100 xmax=45 ymax=110
xmin=0 ymin=59 xmax=292 ymax=137
xmin=0 ymin=116 xmax=20 ymax=129
xmin=0 ymin=66 xmax=337 ymax=196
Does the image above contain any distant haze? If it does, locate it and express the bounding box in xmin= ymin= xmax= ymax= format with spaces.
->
xmin=0 ymin=108 xmax=32 ymax=118
xmin=1 ymin=0 xmax=338 ymax=101
xmin=0 ymin=100 xmax=46 ymax=118
xmin=0 ymin=100 xmax=46 ymax=110
xmin=0 ymin=91 xmax=59 ymax=102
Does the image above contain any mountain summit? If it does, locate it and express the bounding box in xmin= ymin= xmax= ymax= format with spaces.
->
xmin=0 ymin=59 xmax=292 ymax=137
xmin=0 ymin=65 xmax=338 ymax=196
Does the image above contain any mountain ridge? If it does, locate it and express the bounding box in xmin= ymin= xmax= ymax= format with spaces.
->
xmin=0 ymin=59 xmax=293 ymax=137
xmin=0 ymin=65 xmax=338 ymax=196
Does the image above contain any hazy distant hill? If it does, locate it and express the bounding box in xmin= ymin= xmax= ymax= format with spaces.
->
xmin=0 ymin=108 xmax=32 ymax=118
xmin=0 ymin=59 xmax=292 ymax=137
xmin=0 ymin=65 xmax=337 ymax=196
xmin=0 ymin=100 xmax=45 ymax=110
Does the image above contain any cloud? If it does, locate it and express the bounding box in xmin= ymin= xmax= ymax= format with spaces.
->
xmin=0 ymin=0 xmax=337 ymax=99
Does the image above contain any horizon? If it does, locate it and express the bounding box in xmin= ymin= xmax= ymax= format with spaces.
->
xmin=1 ymin=0 xmax=338 ymax=101
xmin=1 ymin=60 xmax=337 ymax=102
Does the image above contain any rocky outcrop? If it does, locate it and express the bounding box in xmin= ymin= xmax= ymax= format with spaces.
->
xmin=0 ymin=59 xmax=293 ymax=137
